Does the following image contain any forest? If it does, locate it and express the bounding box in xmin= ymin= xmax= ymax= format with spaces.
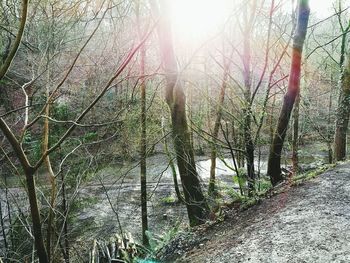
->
xmin=0 ymin=0 xmax=350 ymax=262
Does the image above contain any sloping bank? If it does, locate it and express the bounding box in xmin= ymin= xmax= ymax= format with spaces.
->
xmin=159 ymin=162 xmax=350 ymax=263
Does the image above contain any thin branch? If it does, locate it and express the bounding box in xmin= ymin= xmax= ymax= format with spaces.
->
xmin=0 ymin=0 xmax=28 ymax=80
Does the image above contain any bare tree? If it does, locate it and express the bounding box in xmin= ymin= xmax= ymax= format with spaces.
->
xmin=150 ymin=0 xmax=209 ymax=226
xmin=268 ymin=0 xmax=310 ymax=185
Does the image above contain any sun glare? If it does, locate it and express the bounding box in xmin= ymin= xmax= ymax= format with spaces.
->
xmin=309 ymin=0 xmax=333 ymax=18
xmin=170 ymin=0 xmax=231 ymax=44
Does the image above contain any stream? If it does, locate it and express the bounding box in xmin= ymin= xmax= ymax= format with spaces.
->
xmin=73 ymin=150 xmax=328 ymax=246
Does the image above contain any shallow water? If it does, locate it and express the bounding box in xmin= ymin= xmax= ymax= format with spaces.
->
xmin=0 ymin=150 xmax=328 ymax=256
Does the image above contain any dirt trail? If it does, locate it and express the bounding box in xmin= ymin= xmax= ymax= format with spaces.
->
xmin=168 ymin=162 xmax=350 ymax=263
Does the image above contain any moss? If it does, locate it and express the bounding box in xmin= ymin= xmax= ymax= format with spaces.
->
xmin=160 ymin=196 xmax=177 ymax=205
xmin=292 ymin=163 xmax=335 ymax=185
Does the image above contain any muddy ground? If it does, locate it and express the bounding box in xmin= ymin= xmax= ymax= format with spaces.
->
xmin=160 ymin=162 xmax=350 ymax=263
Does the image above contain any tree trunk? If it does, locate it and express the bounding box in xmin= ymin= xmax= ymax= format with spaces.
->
xmin=267 ymin=0 xmax=310 ymax=186
xmin=26 ymin=172 xmax=49 ymax=263
xmin=0 ymin=0 xmax=28 ymax=80
xmin=0 ymin=197 xmax=8 ymax=257
xmin=44 ymin=103 xmax=56 ymax=262
xmin=139 ymin=35 xmax=149 ymax=248
xmin=44 ymin=64 xmax=57 ymax=263
xmin=161 ymin=117 xmax=184 ymax=203
xmin=208 ymin=58 xmax=229 ymax=196
xmin=241 ymin=0 xmax=257 ymax=195
xmin=334 ymin=3 xmax=350 ymax=161
xmin=61 ymin=170 xmax=70 ymax=263
xmin=334 ymin=56 xmax=350 ymax=161
xmin=292 ymin=92 xmax=300 ymax=174
xmin=136 ymin=1 xmax=149 ymax=246
xmin=0 ymin=118 xmax=49 ymax=263
xmin=327 ymin=82 xmax=333 ymax=164
xmin=151 ymin=0 xmax=209 ymax=226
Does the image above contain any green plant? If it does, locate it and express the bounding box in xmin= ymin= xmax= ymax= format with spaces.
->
xmin=145 ymin=222 xmax=181 ymax=254
xmin=160 ymin=195 xmax=176 ymax=205
xmin=82 ymin=131 xmax=98 ymax=142
xmin=292 ymin=164 xmax=334 ymax=185
xmin=257 ymin=178 xmax=272 ymax=194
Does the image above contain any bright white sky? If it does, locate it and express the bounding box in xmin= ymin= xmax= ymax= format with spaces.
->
xmin=309 ymin=0 xmax=334 ymax=18
xmin=170 ymin=0 xmax=348 ymax=46
xmin=170 ymin=0 xmax=233 ymax=44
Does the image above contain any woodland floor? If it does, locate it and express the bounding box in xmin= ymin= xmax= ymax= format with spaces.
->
xmin=160 ymin=162 xmax=350 ymax=263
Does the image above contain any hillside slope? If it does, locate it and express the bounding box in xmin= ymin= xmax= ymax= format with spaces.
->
xmin=163 ymin=162 xmax=350 ymax=263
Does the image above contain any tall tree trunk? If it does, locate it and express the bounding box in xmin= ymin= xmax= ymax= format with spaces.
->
xmin=267 ymin=0 xmax=310 ymax=185
xmin=269 ymin=95 xmax=276 ymax=144
xmin=161 ymin=117 xmax=184 ymax=203
xmin=61 ymin=170 xmax=70 ymax=263
xmin=208 ymin=57 xmax=229 ymax=196
xmin=151 ymin=0 xmax=209 ymax=226
xmin=327 ymin=80 xmax=333 ymax=164
xmin=44 ymin=102 xmax=56 ymax=262
xmin=136 ymin=1 xmax=149 ymax=246
xmin=26 ymin=171 xmax=49 ymax=262
xmin=334 ymin=55 xmax=350 ymax=161
xmin=44 ymin=63 xmax=57 ymax=263
xmin=292 ymin=92 xmax=300 ymax=174
xmin=334 ymin=1 xmax=350 ymax=161
xmin=242 ymin=0 xmax=257 ymax=195
xmin=0 ymin=119 xmax=49 ymax=263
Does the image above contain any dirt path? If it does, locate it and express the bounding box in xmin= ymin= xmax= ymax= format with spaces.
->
xmin=165 ymin=162 xmax=350 ymax=263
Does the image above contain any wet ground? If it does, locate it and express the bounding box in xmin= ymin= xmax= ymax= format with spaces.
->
xmin=0 ymin=148 xmax=329 ymax=259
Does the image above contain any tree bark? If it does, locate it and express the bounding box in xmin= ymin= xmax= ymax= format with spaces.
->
xmin=241 ymin=0 xmax=257 ymax=195
xmin=26 ymin=172 xmax=49 ymax=262
xmin=0 ymin=0 xmax=28 ymax=80
xmin=208 ymin=57 xmax=229 ymax=196
xmin=44 ymin=102 xmax=56 ymax=262
xmin=161 ymin=117 xmax=184 ymax=203
xmin=267 ymin=0 xmax=310 ymax=186
xmin=334 ymin=2 xmax=350 ymax=161
xmin=136 ymin=1 xmax=149 ymax=245
xmin=151 ymin=0 xmax=209 ymax=226
xmin=0 ymin=119 xmax=49 ymax=262
xmin=292 ymin=92 xmax=300 ymax=174
xmin=334 ymin=56 xmax=350 ymax=161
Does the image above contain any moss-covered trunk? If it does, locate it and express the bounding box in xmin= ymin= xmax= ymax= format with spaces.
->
xmin=334 ymin=58 xmax=350 ymax=161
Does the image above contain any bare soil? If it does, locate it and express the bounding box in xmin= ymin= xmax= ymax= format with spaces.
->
xmin=160 ymin=162 xmax=350 ymax=263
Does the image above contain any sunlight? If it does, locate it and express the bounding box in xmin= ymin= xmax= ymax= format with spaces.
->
xmin=309 ymin=0 xmax=333 ymax=18
xmin=170 ymin=0 xmax=232 ymax=44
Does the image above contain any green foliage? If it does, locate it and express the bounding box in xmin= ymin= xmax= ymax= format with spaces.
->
xmin=145 ymin=223 xmax=180 ymax=254
xmin=292 ymin=164 xmax=334 ymax=185
xmin=257 ymin=178 xmax=272 ymax=194
xmin=233 ymin=173 xmax=247 ymax=187
xmin=82 ymin=131 xmax=98 ymax=143
xmin=160 ymin=195 xmax=176 ymax=205
xmin=233 ymin=168 xmax=247 ymax=194
xmin=22 ymin=131 xmax=42 ymax=161
xmin=70 ymin=195 xmax=99 ymax=212
xmin=226 ymin=187 xmax=258 ymax=210
xmin=52 ymin=103 xmax=70 ymax=121
xmin=8 ymin=215 xmax=33 ymax=261
xmin=0 ymin=79 xmax=9 ymax=85
xmin=22 ymin=131 xmax=32 ymax=143
xmin=227 ymin=188 xmax=249 ymax=203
